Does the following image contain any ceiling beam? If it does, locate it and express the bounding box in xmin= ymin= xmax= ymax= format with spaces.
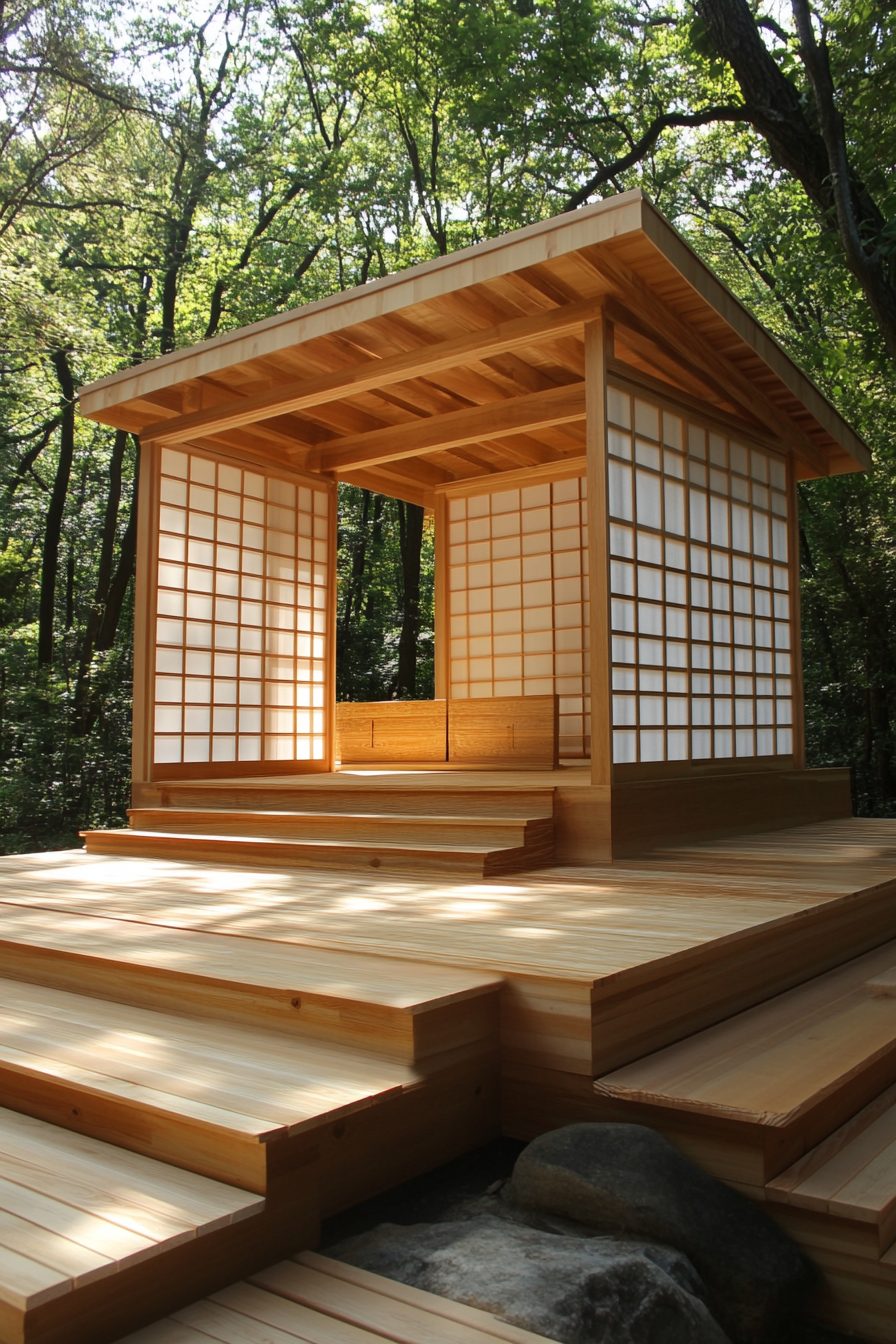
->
xmin=140 ymin=298 xmax=604 ymax=449
xmin=316 ymin=382 xmax=586 ymax=473
xmin=582 ymin=254 xmax=830 ymax=476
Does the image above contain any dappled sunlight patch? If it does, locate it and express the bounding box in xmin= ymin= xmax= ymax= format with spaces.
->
xmin=505 ymin=927 xmax=562 ymax=939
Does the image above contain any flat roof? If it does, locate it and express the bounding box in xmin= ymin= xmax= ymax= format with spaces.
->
xmin=80 ymin=190 xmax=869 ymax=501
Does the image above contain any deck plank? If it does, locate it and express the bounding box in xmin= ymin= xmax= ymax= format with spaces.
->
xmin=594 ymin=939 xmax=896 ymax=1127
xmin=0 ymin=1107 xmax=262 ymax=1229
xmin=0 ymin=978 xmax=419 ymax=1140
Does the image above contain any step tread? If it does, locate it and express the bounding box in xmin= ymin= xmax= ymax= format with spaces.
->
xmin=117 ymin=1253 xmax=553 ymax=1342
xmin=128 ymin=808 xmax=537 ymax=827
xmin=0 ymin=978 xmax=419 ymax=1140
xmin=594 ymin=938 xmax=896 ymax=1129
xmin=768 ymin=1081 xmax=896 ymax=1224
xmin=248 ymin=1254 xmax=551 ymax=1344
xmin=0 ymin=905 xmax=503 ymax=1013
xmin=88 ymin=828 xmax=528 ymax=856
xmin=0 ymin=1107 xmax=263 ymax=1312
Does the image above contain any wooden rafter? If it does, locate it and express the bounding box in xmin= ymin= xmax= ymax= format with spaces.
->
xmin=139 ymin=299 xmax=605 ymax=449
xmin=581 ymin=252 xmax=831 ymax=476
xmin=316 ymin=383 xmax=586 ymax=473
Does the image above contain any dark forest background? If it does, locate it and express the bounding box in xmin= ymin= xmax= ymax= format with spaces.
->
xmin=0 ymin=0 xmax=894 ymax=852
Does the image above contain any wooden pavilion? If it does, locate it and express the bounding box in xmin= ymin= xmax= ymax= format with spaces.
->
xmin=2 ymin=192 xmax=896 ymax=1344
xmin=77 ymin=188 xmax=866 ymax=859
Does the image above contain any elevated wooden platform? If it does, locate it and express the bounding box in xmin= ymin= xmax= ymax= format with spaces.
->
xmin=1 ymin=815 xmax=896 ymax=1341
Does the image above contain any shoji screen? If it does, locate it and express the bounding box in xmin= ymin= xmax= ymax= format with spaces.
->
xmin=606 ymin=387 xmax=794 ymax=767
xmin=446 ymin=475 xmax=590 ymax=757
xmin=150 ymin=447 xmax=332 ymax=776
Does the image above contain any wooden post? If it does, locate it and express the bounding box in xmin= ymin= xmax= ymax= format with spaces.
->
xmin=325 ymin=476 xmax=339 ymax=771
xmin=787 ymin=453 xmax=806 ymax=770
xmin=433 ymin=490 xmax=448 ymax=700
xmin=584 ymin=313 xmax=612 ymax=786
xmin=131 ymin=439 xmax=157 ymax=791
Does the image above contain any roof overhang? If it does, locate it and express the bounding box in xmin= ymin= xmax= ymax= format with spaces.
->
xmin=80 ymin=190 xmax=870 ymax=506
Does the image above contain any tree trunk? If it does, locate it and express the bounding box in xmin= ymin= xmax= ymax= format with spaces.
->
xmin=96 ymin=437 xmax=140 ymax=652
xmin=38 ymin=350 xmax=76 ymax=667
xmin=396 ymin=500 xmax=424 ymax=698
xmin=72 ymin=428 xmax=130 ymax=728
xmin=697 ymin=0 xmax=896 ymax=362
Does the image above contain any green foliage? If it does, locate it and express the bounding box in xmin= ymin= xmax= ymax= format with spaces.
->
xmin=336 ymin=487 xmax=435 ymax=701
xmin=0 ymin=0 xmax=895 ymax=853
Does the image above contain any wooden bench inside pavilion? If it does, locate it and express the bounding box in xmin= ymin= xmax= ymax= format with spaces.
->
xmin=2 ymin=190 xmax=896 ymax=1344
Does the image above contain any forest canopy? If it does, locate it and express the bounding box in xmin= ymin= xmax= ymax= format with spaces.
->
xmin=0 ymin=0 xmax=893 ymax=850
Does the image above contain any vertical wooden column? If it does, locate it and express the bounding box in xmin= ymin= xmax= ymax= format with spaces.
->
xmin=584 ymin=312 xmax=612 ymax=786
xmin=324 ymin=476 xmax=339 ymax=771
xmin=787 ymin=455 xmax=806 ymax=770
xmin=433 ymin=490 xmax=448 ymax=700
xmin=131 ymin=439 xmax=158 ymax=789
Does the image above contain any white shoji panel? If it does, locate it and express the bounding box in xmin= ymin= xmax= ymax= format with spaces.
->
xmin=607 ymin=385 xmax=793 ymax=766
xmin=152 ymin=449 xmax=330 ymax=768
xmin=447 ymin=476 xmax=591 ymax=756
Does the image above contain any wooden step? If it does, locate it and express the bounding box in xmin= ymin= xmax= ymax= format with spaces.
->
xmin=133 ymin=779 xmax=557 ymax=821
xmin=128 ymin=807 xmax=545 ymax=849
xmin=765 ymin=1080 xmax=896 ymax=1261
xmin=81 ymin=823 xmax=555 ymax=877
xmin=0 ymin=972 xmax=500 ymax=1223
xmin=0 ymin=975 xmax=498 ymax=1195
xmin=118 ymin=1250 xmax=552 ymax=1343
xmin=0 ymin=905 xmax=502 ymax=1064
xmin=0 ymin=1106 xmax=271 ymax=1344
xmin=795 ymin=1241 xmax=896 ymax=1343
xmin=592 ymin=937 xmax=896 ymax=1185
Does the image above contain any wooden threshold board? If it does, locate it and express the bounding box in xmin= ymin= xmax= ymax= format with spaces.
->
xmin=119 ymin=1250 xmax=552 ymax=1344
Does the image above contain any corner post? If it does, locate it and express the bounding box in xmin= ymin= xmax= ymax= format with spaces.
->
xmin=787 ymin=455 xmax=806 ymax=770
xmin=584 ymin=311 xmax=612 ymax=786
xmin=433 ymin=490 xmax=448 ymax=700
xmin=131 ymin=438 xmax=157 ymax=791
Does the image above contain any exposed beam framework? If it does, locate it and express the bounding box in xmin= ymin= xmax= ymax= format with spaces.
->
xmin=583 ymin=250 xmax=831 ymax=477
xmin=140 ymin=299 xmax=607 ymax=450
xmin=316 ymin=382 xmax=587 ymax=473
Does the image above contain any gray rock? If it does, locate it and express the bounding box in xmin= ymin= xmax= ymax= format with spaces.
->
xmin=509 ymin=1124 xmax=817 ymax=1344
xmin=331 ymin=1213 xmax=731 ymax=1344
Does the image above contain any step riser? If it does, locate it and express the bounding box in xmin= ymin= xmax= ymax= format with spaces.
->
xmin=83 ymin=831 xmax=554 ymax=876
xmin=588 ymin=1042 xmax=896 ymax=1186
xmin=0 ymin=1067 xmax=270 ymax=1194
xmin=0 ymin=941 xmax=500 ymax=1066
xmin=84 ymin=832 xmax=500 ymax=876
xmin=128 ymin=809 xmax=533 ymax=847
xmin=766 ymin=1201 xmax=895 ymax=1264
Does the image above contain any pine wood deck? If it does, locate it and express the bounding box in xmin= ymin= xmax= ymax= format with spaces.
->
xmin=121 ymin=1251 xmax=553 ymax=1343
xmin=2 ymin=815 xmax=896 ymax=1342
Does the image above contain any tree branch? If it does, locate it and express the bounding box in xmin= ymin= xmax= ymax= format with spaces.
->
xmin=562 ymin=106 xmax=752 ymax=212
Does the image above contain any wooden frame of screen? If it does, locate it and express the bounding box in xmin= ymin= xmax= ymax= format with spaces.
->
xmin=433 ymin=361 xmax=806 ymax=785
xmin=134 ymin=441 xmax=338 ymax=783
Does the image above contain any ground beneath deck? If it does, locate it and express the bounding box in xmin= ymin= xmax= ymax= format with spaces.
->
xmin=318 ymin=1138 xmax=872 ymax=1344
